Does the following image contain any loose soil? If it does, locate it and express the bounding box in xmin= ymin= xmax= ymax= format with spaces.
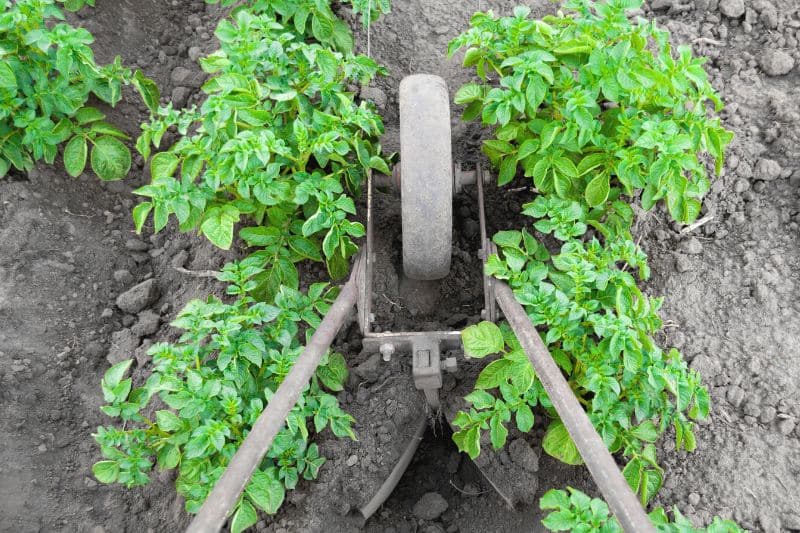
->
xmin=1 ymin=0 xmax=799 ymax=532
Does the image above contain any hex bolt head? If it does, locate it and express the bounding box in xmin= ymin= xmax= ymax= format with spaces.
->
xmin=442 ymin=356 xmax=458 ymax=373
xmin=379 ymin=343 xmax=395 ymax=362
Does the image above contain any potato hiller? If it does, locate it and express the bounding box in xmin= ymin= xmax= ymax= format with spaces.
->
xmin=187 ymin=75 xmax=656 ymax=533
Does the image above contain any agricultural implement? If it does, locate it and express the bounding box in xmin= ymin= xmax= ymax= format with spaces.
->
xmin=187 ymin=75 xmax=656 ymax=533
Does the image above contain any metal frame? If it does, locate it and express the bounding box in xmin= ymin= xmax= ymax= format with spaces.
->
xmin=186 ymin=165 xmax=656 ymax=533
xmin=356 ymin=167 xmax=492 ymax=408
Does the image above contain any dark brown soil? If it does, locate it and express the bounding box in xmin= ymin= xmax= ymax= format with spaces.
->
xmin=2 ymin=0 xmax=800 ymax=532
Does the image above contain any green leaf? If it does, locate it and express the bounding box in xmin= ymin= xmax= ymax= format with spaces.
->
xmin=553 ymin=173 xmax=571 ymax=198
xmin=454 ymin=83 xmax=482 ymax=104
xmin=150 ymin=152 xmax=179 ymax=180
xmin=369 ymin=156 xmax=391 ymax=175
xmin=539 ymin=122 xmax=560 ymax=151
xmin=288 ymin=235 xmax=322 ymax=261
xmin=452 ymin=426 xmax=481 ymax=459
xmin=553 ymin=157 xmax=578 ymax=178
xmin=157 ymin=444 xmax=181 ymax=470
xmin=200 ymin=205 xmax=240 ymax=250
xmin=90 ymin=121 xmax=128 ymax=139
xmin=311 ymin=13 xmax=334 ymax=42
xmin=461 ymin=321 xmax=504 ymax=358
xmin=64 ymin=135 xmax=87 ymax=177
xmin=465 ymin=390 xmax=495 ymax=409
xmin=326 ymin=250 xmax=349 ymax=280
xmin=584 ymin=173 xmax=610 ymax=207
xmin=498 ymin=156 xmax=517 ymax=186
xmin=156 ymin=410 xmax=183 ymax=432
xmin=640 ymin=468 xmax=662 ymax=505
xmin=0 ymin=62 xmax=17 ymax=93
xmin=92 ymin=461 xmax=119 ymax=484
xmin=103 ymin=359 xmax=133 ymax=388
xmin=493 ymin=230 xmax=522 ymax=249
xmin=317 ymin=353 xmax=348 ymax=391
xmin=133 ymin=70 xmax=160 ymax=114
xmin=90 ymin=136 xmax=131 ymax=181
xmin=475 ymin=358 xmax=511 ymax=389
xmin=489 ymin=413 xmax=508 ymax=449
xmin=132 ymin=202 xmax=152 ymax=233
xmin=540 ymin=489 xmax=570 ymax=510
xmin=542 ymin=420 xmax=583 ymax=465
xmin=246 ymin=470 xmax=285 ymax=514
xmin=516 ymin=403 xmax=534 ymax=432
xmin=541 ymin=509 xmax=576 ymax=530
xmin=517 ymin=139 xmax=539 ymax=161
xmin=231 ymin=499 xmax=258 ymax=533
xmin=75 ymin=107 xmax=105 ymax=124
xmin=622 ymin=458 xmax=643 ymax=493
xmin=630 ymin=420 xmax=659 ymax=443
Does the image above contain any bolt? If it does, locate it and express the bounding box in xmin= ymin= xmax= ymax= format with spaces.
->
xmin=379 ymin=343 xmax=395 ymax=362
xmin=442 ymin=356 xmax=458 ymax=373
xmin=480 ymin=309 xmax=487 ymax=319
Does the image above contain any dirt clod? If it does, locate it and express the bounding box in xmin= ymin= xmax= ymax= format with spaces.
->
xmin=355 ymin=353 xmax=383 ymax=382
xmin=719 ymin=0 xmax=745 ymax=17
xmin=508 ymin=438 xmax=539 ymax=473
xmin=679 ymin=237 xmax=703 ymax=255
xmin=756 ymin=157 xmax=783 ymax=180
xmin=413 ymin=492 xmax=449 ymax=521
xmin=106 ymin=329 xmax=139 ymax=365
xmin=131 ymin=310 xmax=161 ymax=337
xmin=759 ymin=49 xmax=796 ymax=76
xmin=115 ymin=279 xmax=159 ymax=314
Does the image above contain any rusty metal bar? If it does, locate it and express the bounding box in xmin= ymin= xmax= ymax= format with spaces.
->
xmin=476 ymin=165 xmax=497 ymax=323
xmin=360 ymin=169 xmax=375 ymax=334
xmin=358 ymin=414 xmax=428 ymax=520
xmin=186 ymin=259 xmax=362 ymax=533
xmin=493 ymin=281 xmax=656 ymax=533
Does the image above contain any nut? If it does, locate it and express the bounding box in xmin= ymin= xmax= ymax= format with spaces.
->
xmin=379 ymin=343 xmax=395 ymax=362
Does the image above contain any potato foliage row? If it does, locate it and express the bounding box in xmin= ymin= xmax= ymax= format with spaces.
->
xmin=92 ymin=2 xmax=392 ymax=531
xmin=450 ymin=1 xmax=741 ymax=530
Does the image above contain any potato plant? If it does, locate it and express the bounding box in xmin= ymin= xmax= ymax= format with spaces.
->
xmin=95 ymin=2 xmax=391 ymax=530
xmin=450 ymin=0 xmax=732 ymax=512
xmin=133 ymin=10 xmax=389 ymax=296
xmin=450 ymin=0 xmax=732 ymax=222
xmin=93 ymin=263 xmax=352 ymax=530
xmin=57 ymin=0 xmax=94 ymax=11
xmin=0 ymin=0 xmax=154 ymax=181
xmin=540 ymin=488 xmax=744 ymax=533
xmin=204 ymin=0 xmax=391 ymax=53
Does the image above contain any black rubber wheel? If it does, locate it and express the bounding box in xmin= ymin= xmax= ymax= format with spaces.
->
xmin=399 ymin=74 xmax=453 ymax=280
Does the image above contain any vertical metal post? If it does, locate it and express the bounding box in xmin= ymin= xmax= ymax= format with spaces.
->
xmin=186 ymin=262 xmax=361 ymax=533
xmin=493 ymin=281 xmax=656 ymax=533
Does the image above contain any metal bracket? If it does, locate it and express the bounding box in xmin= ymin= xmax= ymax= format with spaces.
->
xmin=362 ymin=332 xmax=459 ymax=408
xmin=356 ymin=164 xmax=497 ymax=408
xmin=412 ymin=338 xmax=441 ymax=409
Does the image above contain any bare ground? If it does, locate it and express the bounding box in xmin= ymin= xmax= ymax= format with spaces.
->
xmin=1 ymin=0 xmax=799 ymax=532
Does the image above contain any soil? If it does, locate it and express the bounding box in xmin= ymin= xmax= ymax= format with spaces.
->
xmin=2 ymin=0 xmax=800 ymax=532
